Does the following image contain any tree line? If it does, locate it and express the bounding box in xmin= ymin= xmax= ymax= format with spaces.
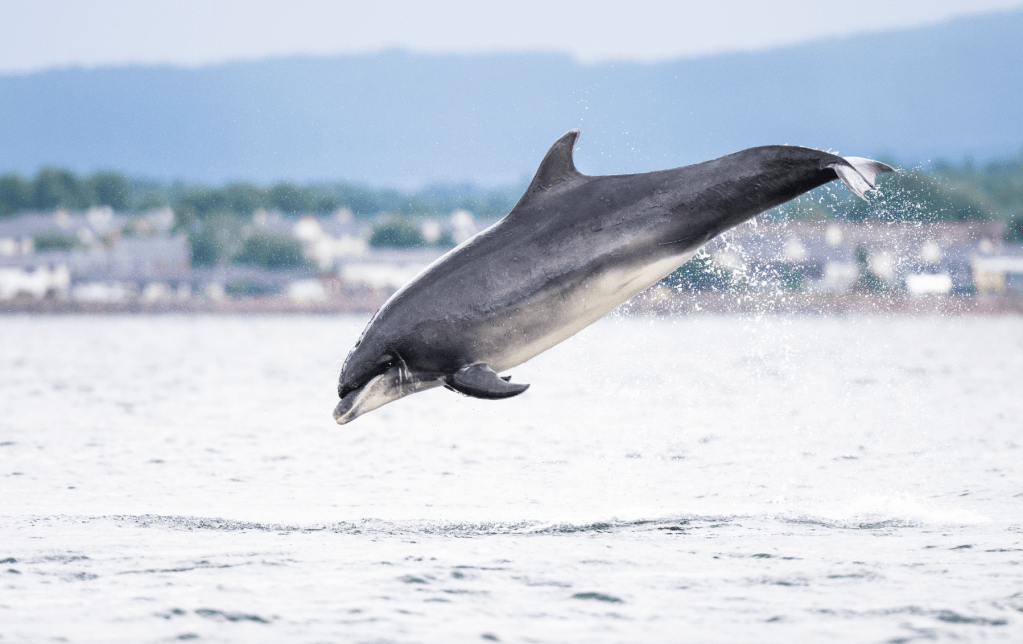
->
xmin=0 ymin=168 xmax=523 ymax=221
xmin=767 ymin=154 xmax=1023 ymax=241
xmin=2 ymin=153 xmax=1022 ymax=243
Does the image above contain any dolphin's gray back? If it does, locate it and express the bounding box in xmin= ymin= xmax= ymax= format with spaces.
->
xmin=352 ymin=133 xmax=889 ymax=377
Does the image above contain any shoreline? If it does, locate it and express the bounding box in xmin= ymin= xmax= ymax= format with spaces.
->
xmin=3 ymin=290 xmax=1022 ymax=316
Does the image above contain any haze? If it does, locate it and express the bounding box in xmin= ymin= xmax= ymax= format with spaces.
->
xmin=2 ymin=0 xmax=1022 ymax=74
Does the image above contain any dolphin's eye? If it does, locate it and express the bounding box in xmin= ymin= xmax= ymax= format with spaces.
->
xmin=339 ymin=353 xmax=396 ymax=399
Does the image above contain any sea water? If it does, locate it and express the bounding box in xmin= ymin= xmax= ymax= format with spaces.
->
xmin=1 ymin=313 xmax=1021 ymax=643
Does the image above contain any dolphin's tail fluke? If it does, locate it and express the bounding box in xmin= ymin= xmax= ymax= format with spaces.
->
xmin=830 ymin=157 xmax=895 ymax=201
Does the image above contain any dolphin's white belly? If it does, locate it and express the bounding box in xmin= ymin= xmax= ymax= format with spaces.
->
xmin=490 ymin=248 xmax=698 ymax=371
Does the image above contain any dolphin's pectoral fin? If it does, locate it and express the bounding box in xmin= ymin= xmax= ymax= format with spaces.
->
xmin=444 ymin=364 xmax=530 ymax=400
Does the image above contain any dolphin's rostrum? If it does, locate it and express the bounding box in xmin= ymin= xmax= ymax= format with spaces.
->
xmin=334 ymin=130 xmax=893 ymax=424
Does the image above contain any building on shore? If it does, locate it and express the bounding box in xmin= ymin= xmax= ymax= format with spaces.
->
xmin=705 ymin=220 xmax=1015 ymax=296
xmin=3 ymin=210 xmax=1023 ymax=305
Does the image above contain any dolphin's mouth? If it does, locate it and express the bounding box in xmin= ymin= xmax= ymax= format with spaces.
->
xmin=333 ymin=373 xmax=389 ymax=425
xmin=333 ymin=368 xmax=445 ymax=425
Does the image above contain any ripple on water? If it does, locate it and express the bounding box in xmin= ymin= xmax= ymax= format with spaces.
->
xmin=1 ymin=315 xmax=1021 ymax=642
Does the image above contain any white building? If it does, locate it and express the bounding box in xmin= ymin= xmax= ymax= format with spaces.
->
xmin=283 ymin=210 xmax=369 ymax=271
xmin=972 ymin=253 xmax=1023 ymax=293
xmin=339 ymin=248 xmax=446 ymax=290
xmin=0 ymin=264 xmax=70 ymax=300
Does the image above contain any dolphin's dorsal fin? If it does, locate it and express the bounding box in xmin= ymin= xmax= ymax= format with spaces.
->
xmin=443 ymin=364 xmax=529 ymax=400
xmin=521 ymin=130 xmax=583 ymax=198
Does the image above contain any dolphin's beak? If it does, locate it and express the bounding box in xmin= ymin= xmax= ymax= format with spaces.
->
xmin=333 ymin=372 xmax=394 ymax=425
xmin=333 ymin=366 xmax=442 ymax=425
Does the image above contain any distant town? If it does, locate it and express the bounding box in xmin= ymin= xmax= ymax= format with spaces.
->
xmin=0 ymin=205 xmax=463 ymax=312
xmin=1 ymin=203 xmax=1022 ymax=315
xmin=2 ymin=155 xmax=1023 ymax=313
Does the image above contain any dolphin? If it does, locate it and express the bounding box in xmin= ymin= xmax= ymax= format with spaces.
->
xmin=334 ymin=130 xmax=892 ymax=424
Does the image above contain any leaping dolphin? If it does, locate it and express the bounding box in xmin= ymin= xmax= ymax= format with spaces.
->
xmin=334 ymin=130 xmax=893 ymax=424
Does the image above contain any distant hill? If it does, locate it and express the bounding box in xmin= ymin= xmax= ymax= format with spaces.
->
xmin=1 ymin=9 xmax=1021 ymax=187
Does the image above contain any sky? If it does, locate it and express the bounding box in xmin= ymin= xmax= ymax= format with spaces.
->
xmin=2 ymin=0 xmax=1022 ymax=74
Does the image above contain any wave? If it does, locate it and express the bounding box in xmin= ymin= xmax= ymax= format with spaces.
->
xmin=3 ymin=509 xmax=991 ymax=537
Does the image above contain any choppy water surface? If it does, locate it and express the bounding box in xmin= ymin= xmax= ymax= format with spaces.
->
xmin=1 ymin=313 xmax=1022 ymax=643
